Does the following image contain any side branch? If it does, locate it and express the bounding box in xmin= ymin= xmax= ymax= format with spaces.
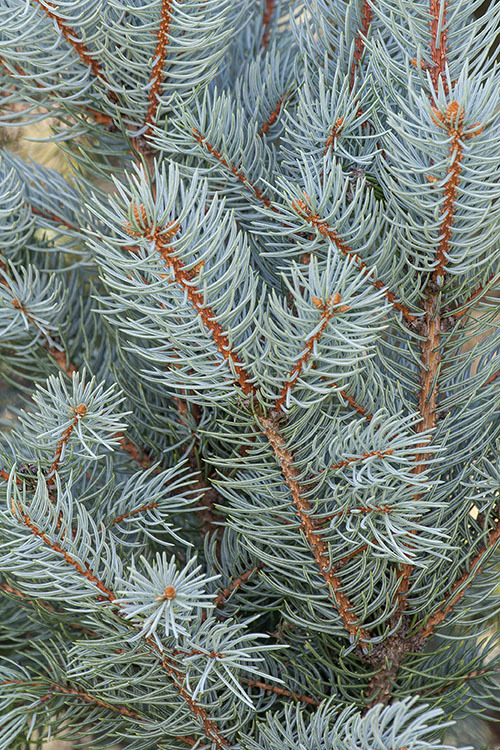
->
xmin=9 ymin=500 xmax=231 ymax=748
xmin=1 ymin=678 xmax=197 ymax=746
xmin=419 ymin=514 xmax=500 ymax=639
xmin=51 ymin=683 xmax=142 ymax=720
xmin=429 ymin=0 xmax=448 ymax=95
xmin=33 ymin=0 xmax=107 ymax=83
xmin=351 ymin=2 xmax=373 ymax=91
xmin=260 ymin=93 xmax=285 ymax=135
xmin=483 ymin=368 xmax=500 ymax=388
xmin=144 ymin=0 xmax=176 ymax=135
xmin=324 ymin=117 xmax=344 ymax=155
xmin=192 ymin=129 xmax=275 ymax=210
xmin=130 ymin=210 xmax=257 ymax=396
xmin=48 ymin=403 xmax=87 ymax=480
xmin=110 ymin=500 xmax=159 ymax=527
xmin=275 ymin=293 xmax=350 ymax=410
xmin=337 ymin=387 xmax=373 ymax=421
xmin=330 ymin=448 xmax=394 ymax=472
xmin=244 ymin=678 xmax=319 ymax=706
xmin=214 ymin=564 xmax=264 ymax=608
xmin=430 ymin=102 xmax=482 ymax=281
xmin=450 ymin=271 xmax=499 ymax=320
xmin=260 ymin=415 xmax=370 ymax=643
xmin=292 ymin=199 xmax=415 ymax=322
xmin=12 ymin=498 xmax=116 ymax=602
xmin=395 ymin=101 xmax=483 ymax=610
xmin=261 ymin=0 xmax=275 ymax=48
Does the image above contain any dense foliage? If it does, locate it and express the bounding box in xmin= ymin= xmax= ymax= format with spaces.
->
xmin=1 ymin=0 xmax=500 ymax=747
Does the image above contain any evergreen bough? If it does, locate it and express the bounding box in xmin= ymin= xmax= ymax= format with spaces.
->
xmin=0 ymin=0 xmax=500 ymax=747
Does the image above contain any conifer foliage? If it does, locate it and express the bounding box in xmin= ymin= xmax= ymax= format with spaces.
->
xmin=1 ymin=0 xmax=500 ymax=747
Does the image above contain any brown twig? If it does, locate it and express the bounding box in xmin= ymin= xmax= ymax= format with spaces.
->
xmin=337 ymin=387 xmax=373 ymax=421
xmin=110 ymin=500 xmax=159 ymax=527
xmin=420 ymin=664 xmax=500 ymax=698
xmin=261 ymin=0 xmax=275 ymax=49
xmin=368 ymin=7 xmax=486 ymax=701
xmin=32 ymin=2 xmax=103 ymax=79
xmin=324 ymin=117 xmax=345 ymax=155
xmin=418 ymin=515 xmax=500 ymax=639
xmin=30 ymin=206 xmax=82 ymax=234
xmin=32 ymin=0 xmax=117 ymax=107
xmin=275 ymin=293 xmax=350 ymax=410
xmin=143 ymin=0 xmax=177 ymax=137
xmin=394 ymin=101 xmax=485 ymax=610
xmin=483 ymin=368 xmax=500 ymax=388
xmin=127 ymin=209 xmax=257 ymax=396
xmin=292 ymin=199 xmax=415 ymax=322
xmin=351 ymin=2 xmax=373 ymax=91
xmin=244 ymin=677 xmax=319 ymax=706
xmin=47 ymin=403 xmax=87 ymax=482
xmin=330 ymin=449 xmax=394 ymax=472
xmin=260 ymin=93 xmax=285 ymax=135
xmin=430 ymin=102 xmax=484 ymax=282
xmin=12 ymin=496 xmax=116 ymax=601
xmin=1 ymin=678 xmax=197 ymax=745
xmin=260 ymin=414 xmax=370 ymax=644
xmin=450 ymin=271 xmax=499 ymax=319
xmin=192 ymin=129 xmax=275 ymax=210
xmin=214 ymin=564 xmax=264 ymax=608
xmin=429 ymin=0 xmax=449 ymax=96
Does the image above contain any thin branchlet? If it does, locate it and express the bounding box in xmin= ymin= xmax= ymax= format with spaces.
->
xmin=143 ymin=0 xmax=177 ymax=136
xmin=292 ymin=199 xmax=415 ymax=322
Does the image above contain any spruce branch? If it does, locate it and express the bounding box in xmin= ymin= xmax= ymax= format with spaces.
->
xmin=10 ymin=496 xmax=117 ymax=602
xmin=275 ymin=292 xmax=351 ymax=411
xmin=259 ymin=413 xmax=371 ymax=645
xmin=291 ymin=198 xmax=416 ymax=322
xmin=448 ymin=271 xmax=500 ymax=319
xmin=418 ymin=508 xmax=500 ymax=639
xmin=329 ymin=449 xmax=395 ymax=473
xmin=6 ymin=491 xmax=232 ymax=748
xmin=429 ymin=0 xmax=449 ymax=95
xmin=261 ymin=0 xmax=275 ymax=49
xmin=351 ymin=1 xmax=373 ymax=91
xmin=2 ymin=0 xmax=500 ymax=743
xmin=324 ymin=116 xmax=345 ymax=155
xmin=0 ymin=53 xmax=114 ymax=125
xmin=109 ymin=499 xmax=160 ymax=527
xmin=430 ymin=101 xmax=484 ymax=282
xmin=243 ymin=678 xmax=319 ymax=706
xmin=143 ymin=0 xmax=176 ymax=137
xmin=192 ymin=128 xmax=274 ymax=210
xmin=213 ymin=564 xmax=264 ymax=610
xmin=0 ymin=676 xmax=198 ymax=746
xmin=394 ymin=102 xmax=486 ymax=613
xmin=31 ymin=0 xmax=105 ymax=82
xmin=47 ymin=402 xmax=87 ymax=480
xmin=260 ymin=92 xmax=286 ymax=136
xmin=124 ymin=206 xmax=258 ymax=396
xmin=336 ymin=387 xmax=374 ymax=421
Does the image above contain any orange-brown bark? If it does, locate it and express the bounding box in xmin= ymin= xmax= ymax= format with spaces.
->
xmin=130 ymin=210 xmax=257 ymax=396
xmin=144 ymin=0 xmax=177 ymax=135
xmin=292 ymin=200 xmax=415 ymax=322
xmin=351 ymin=2 xmax=373 ymax=91
xmin=275 ymin=293 xmax=350 ymax=410
xmin=192 ymin=129 xmax=274 ymax=209
xmin=260 ymin=415 xmax=370 ymax=643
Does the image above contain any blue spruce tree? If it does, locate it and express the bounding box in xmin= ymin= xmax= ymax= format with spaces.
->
xmin=0 ymin=0 xmax=500 ymax=747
